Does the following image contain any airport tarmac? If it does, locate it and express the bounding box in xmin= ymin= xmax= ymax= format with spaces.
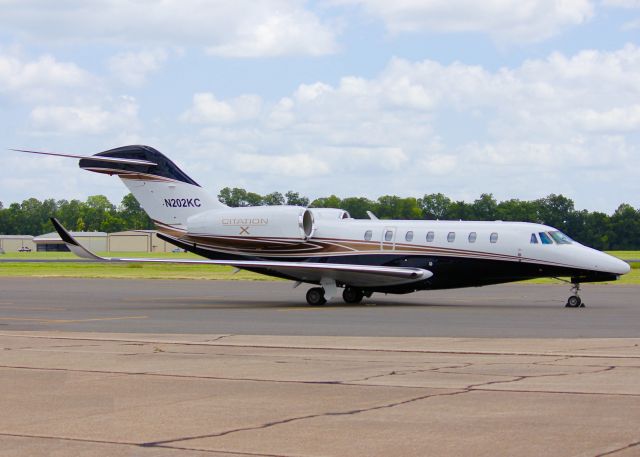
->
xmin=1 ymin=331 xmax=640 ymax=456
xmin=0 ymin=277 xmax=639 ymax=337
xmin=1 ymin=278 xmax=639 ymax=456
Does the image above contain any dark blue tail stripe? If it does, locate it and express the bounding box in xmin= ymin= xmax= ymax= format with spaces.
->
xmin=78 ymin=145 xmax=200 ymax=187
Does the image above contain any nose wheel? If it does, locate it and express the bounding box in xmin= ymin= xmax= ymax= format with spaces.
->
xmin=566 ymin=283 xmax=585 ymax=308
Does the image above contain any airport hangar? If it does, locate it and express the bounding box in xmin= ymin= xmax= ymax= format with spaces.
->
xmin=0 ymin=230 xmax=177 ymax=253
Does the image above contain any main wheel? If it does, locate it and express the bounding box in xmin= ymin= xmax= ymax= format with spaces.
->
xmin=566 ymin=295 xmax=582 ymax=308
xmin=306 ymin=287 xmax=326 ymax=306
xmin=342 ymin=287 xmax=364 ymax=304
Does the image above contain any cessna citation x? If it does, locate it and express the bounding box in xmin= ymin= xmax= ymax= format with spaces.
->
xmin=14 ymin=145 xmax=630 ymax=307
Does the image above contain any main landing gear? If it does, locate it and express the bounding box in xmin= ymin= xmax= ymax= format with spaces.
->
xmin=305 ymin=286 xmax=370 ymax=306
xmin=566 ymin=282 xmax=585 ymax=308
xmin=306 ymin=287 xmax=327 ymax=306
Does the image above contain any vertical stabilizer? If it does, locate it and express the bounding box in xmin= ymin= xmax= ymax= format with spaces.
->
xmin=78 ymin=145 xmax=225 ymax=232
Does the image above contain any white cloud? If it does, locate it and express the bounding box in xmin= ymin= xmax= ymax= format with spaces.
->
xmin=332 ymin=0 xmax=594 ymax=43
xmin=233 ymin=153 xmax=330 ymax=177
xmin=108 ymin=49 xmax=168 ymax=86
xmin=30 ymin=96 xmax=140 ymax=135
xmin=181 ymin=93 xmax=262 ymax=124
xmin=0 ymin=51 xmax=94 ymax=101
xmin=0 ymin=0 xmax=337 ymax=57
xmin=180 ymin=45 xmax=640 ymax=208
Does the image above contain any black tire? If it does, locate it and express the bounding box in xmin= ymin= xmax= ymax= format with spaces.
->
xmin=306 ymin=287 xmax=326 ymax=306
xmin=342 ymin=287 xmax=364 ymax=304
xmin=566 ymin=295 xmax=582 ymax=308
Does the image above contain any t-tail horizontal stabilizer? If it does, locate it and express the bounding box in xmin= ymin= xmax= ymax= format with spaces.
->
xmin=49 ymin=218 xmax=433 ymax=288
xmin=10 ymin=149 xmax=157 ymax=166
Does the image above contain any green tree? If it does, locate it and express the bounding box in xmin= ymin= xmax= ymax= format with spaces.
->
xmin=218 ymin=187 xmax=263 ymax=206
xmin=82 ymin=195 xmax=116 ymax=231
xmin=263 ymin=192 xmax=285 ymax=206
xmin=120 ymin=193 xmax=153 ymax=229
xmin=376 ymin=196 xmax=422 ymax=220
xmin=340 ymin=197 xmax=377 ymax=219
xmin=56 ymin=199 xmax=83 ymax=230
xmin=218 ymin=187 xmax=247 ymax=207
xmin=535 ymin=194 xmax=575 ymax=231
xmin=419 ymin=193 xmax=452 ymax=219
xmin=496 ymin=199 xmax=538 ymax=222
xmin=310 ymin=195 xmax=342 ymax=209
xmin=470 ymin=193 xmax=498 ymax=220
xmin=285 ymin=191 xmax=310 ymax=207
xmin=446 ymin=201 xmax=473 ymax=220
xmin=610 ymin=204 xmax=640 ymax=250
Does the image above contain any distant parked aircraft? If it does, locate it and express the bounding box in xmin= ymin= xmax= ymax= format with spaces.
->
xmin=14 ymin=146 xmax=630 ymax=307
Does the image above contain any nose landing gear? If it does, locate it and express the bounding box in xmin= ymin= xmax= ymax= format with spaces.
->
xmin=566 ymin=283 xmax=585 ymax=308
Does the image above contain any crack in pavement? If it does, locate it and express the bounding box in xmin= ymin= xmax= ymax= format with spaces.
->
xmin=141 ymin=388 xmax=470 ymax=447
xmin=4 ymin=333 xmax=640 ymax=359
xmin=594 ymin=438 xmax=640 ymax=456
xmin=344 ymin=363 xmax=475 ymax=384
xmin=138 ymin=365 xmax=625 ymax=448
xmin=0 ymin=432 xmax=296 ymax=457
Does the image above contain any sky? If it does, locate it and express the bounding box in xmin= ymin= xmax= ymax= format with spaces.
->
xmin=1 ymin=0 xmax=639 ymax=213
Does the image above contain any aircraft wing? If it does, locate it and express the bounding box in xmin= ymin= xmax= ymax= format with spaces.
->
xmin=50 ymin=218 xmax=432 ymax=288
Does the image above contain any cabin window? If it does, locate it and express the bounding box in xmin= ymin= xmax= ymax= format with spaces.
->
xmin=426 ymin=231 xmax=435 ymax=242
xmin=447 ymin=232 xmax=455 ymax=242
xmin=539 ymin=232 xmax=553 ymax=245
xmin=405 ymin=231 xmax=414 ymax=242
xmin=468 ymin=232 xmax=477 ymax=243
xmin=384 ymin=230 xmax=393 ymax=241
xmin=549 ymin=231 xmax=572 ymax=244
xmin=364 ymin=230 xmax=372 ymax=241
xmin=530 ymin=233 xmax=538 ymax=244
xmin=490 ymin=232 xmax=499 ymax=243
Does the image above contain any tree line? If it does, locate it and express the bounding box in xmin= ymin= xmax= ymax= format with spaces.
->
xmin=1 ymin=189 xmax=639 ymax=250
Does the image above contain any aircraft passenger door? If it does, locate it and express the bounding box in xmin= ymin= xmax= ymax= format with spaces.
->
xmin=381 ymin=226 xmax=397 ymax=251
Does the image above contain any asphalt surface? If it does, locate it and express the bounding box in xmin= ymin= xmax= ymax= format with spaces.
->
xmin=0 ymin=277 xmax=638 ymax=337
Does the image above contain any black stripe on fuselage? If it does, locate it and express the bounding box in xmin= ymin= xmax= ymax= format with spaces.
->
xmin=158 ymin=231 xmax=608 ymax=292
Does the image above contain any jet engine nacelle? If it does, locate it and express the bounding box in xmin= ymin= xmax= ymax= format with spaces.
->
xmin=186 ymin=206 xmax=315 ymax=240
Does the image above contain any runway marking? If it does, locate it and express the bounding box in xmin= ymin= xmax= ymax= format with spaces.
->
xmin=0 ymin=316 xmax=148 ymax=324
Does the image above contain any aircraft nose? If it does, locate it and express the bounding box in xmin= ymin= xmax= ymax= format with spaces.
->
xmin=601 ymin=253 xmax=631 ymax=275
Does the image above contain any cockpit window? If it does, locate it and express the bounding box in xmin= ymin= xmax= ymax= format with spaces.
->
xmin=530 ymin=233 xmax=538 ymax=244
xmin=549 ymin=231 xmax=572 ymax=244
xmin=539 ymin=232 xmax=553 ymax=245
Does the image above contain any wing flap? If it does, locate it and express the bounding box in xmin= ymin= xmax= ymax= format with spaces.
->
xmin=50 ymin=218 xmax=432 ymax=287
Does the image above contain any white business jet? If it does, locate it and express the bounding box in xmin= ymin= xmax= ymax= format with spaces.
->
xmin=13 ymin=145 xmax=630 ymax=307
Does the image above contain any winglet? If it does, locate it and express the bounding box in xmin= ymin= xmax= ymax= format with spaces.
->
xmin=50 ymin=218 xmax=106 ymax=261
